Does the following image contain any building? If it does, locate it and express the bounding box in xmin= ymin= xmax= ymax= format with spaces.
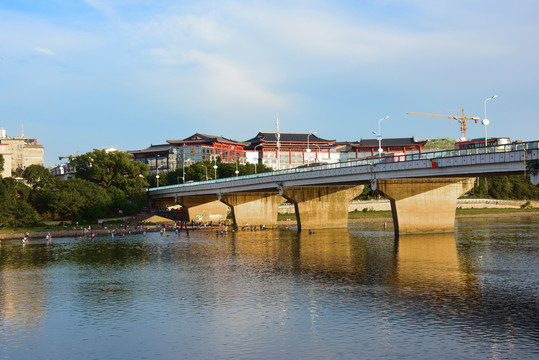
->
xmin=0 ymin=143 xmax=12 ymax=178
xmin=167 ymin=133 xmax=247 ymax=166
xmin=337 ymin=137 xmax=428 ymax=161
xmin=130 ymin=133 xmax=247 ymax=174
xmin=49 ymin=163 xmax=76 ymax=180
xmin=244 ymin=132 xmax=339 ymax=169
xmin=0 ymin=127 xmax=44 ymax=172
xmin=129 ymin=144 xmax=178 ymax=174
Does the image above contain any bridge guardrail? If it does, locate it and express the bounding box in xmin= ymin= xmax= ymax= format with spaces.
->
xmin=149 ymin=140 xmax=538 ymax=192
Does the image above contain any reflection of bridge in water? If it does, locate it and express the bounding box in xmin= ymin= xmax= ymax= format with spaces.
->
xmin=188 ymin=228 xmax=536 ymax=338
xmin=149 ymin=141 xmax=539 ymax=234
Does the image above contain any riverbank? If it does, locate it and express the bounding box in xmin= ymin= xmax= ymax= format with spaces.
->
xmin=2 ymin=207 xmax=538 ymax=240
xmin=276 ymin=209 xmax=539 ymax=226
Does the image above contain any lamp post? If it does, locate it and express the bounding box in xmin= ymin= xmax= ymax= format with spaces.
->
xmin=235 ymin=161 xmax=239 ymax=177
xmin=201 ymin=164 xmax=208 ymax=180
xmin=306 ymin=132 xmax=317 ymax=165
xmin=155 ymin=174 xmax=160 ymax=187
xmin=254 ymin=144 xmax=262 ymax=174
xmin=483 ymin=95 xmax=498 ymax=148
xmin=213 ymin=164 xmax=218 ymax=179
xmin=373 ymin=116 xmax=389 ymax=158
xmin=182 ymin=153 xmax=186 ymax=183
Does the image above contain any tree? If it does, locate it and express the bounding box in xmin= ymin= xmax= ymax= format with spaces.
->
xmin=31 ymin=178 xmax=111 ymax=220
xmin=23 ymin=164 xmax=57 ymax=188
xmin=0 ymin=177 xmax=41 ymax=227
xmin=465 ymin=175 xmax=539 ymax=200
xmin=0 ymin=154 xmax=4 ymax=175
xmin=71 ymin=149 xmax=149 ymax=196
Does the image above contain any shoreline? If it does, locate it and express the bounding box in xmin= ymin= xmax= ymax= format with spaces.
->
xmin=1 ymin=210 xmax=538 ymax=240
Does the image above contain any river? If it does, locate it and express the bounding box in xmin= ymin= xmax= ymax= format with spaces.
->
xmin=1 ymin=217 xmax=537 ymax=359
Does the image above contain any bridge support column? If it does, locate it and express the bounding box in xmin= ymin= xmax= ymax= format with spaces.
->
xmin=220 ymin=193 xmax=284 ymax=227
xmin=177 ymin=195 xmax=229 ymax=222
xmin=376 ymin=178 xmax=475 ymax=235
xmin=281 ymin=185 xmax=363 ymax=230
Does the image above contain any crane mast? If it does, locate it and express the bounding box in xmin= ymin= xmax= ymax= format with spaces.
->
xmin=407 ymin=108 xmax=479 ymax=139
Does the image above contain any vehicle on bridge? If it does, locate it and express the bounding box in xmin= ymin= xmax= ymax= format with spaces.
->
xmin=455 ymin=137 xmax=510 ymax=150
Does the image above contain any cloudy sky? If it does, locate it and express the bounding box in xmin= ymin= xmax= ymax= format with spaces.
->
xmin=1 ymin=0 xmax=538 ymax=166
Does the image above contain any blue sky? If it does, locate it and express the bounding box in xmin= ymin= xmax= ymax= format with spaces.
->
xmin=1 ymin=0 xmax=538 ymax=166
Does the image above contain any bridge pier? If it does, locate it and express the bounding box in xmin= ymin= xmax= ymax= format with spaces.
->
xmin=220 ymin=192 xmax=284 ymax=227
xmin=281 ymin=185 xmax=363 ymax=230
xmin=377 ymin=178 xmax=475 ymax=235
xmin=177 ymin=195 xmax=229 ymax=222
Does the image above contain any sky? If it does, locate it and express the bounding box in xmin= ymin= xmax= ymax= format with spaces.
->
xmin=1 ymin=0 xmax=538 ymax=166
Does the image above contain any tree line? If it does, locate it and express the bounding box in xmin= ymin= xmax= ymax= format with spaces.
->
xmin=0 ymin=150 xmax=274 ymax=228
xmin=0 ymin=150 xmax=150 ymax=228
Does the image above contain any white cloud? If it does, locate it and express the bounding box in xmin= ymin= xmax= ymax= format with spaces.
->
xmin=145 ymin=47 xmax=289 ymax=111
xmin=83 ymin=0 xmax=117 ymax=19
xmin=35 ymin=46 xmax=56 ymax=56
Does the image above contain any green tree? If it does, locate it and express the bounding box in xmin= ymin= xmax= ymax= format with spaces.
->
xmin=465 ymin=175 xmax=539 ymax=200
xmin=32 ymin=178 xmax=111 ymax=220
xmin=0 ymin=154 xmax=4 ymax=176
xmin=0 ymin=177 xmax=41 ymax=227
xmin=71 ymin=149 xmax=149 ymax=196
xmin=23 ymin=164 xmax=57 ymax=189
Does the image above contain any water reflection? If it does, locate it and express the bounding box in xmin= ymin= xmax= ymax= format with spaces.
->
xmin=395 ymin=232 xmax=478 ymax=295
xmin=0 ymin=222 xmax=537 ymax=359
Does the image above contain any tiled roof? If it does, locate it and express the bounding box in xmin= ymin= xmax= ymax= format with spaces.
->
xmin=167 ymin=132 xmax=246 ymax=145
xmin=128 ymin=144 xmax=174 ymax=154
xmin=245 ymin=132 xmax=335 ymax=144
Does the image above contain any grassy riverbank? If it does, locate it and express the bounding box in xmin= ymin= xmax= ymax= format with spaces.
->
xmin=278 ymin=207 xmax=539 ymax=222
xmin=2 ymin=207 xmax=538 ymax=239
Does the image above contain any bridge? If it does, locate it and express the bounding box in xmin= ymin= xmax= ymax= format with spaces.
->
xmin=148 ymin=141 xmax=539 ymax=234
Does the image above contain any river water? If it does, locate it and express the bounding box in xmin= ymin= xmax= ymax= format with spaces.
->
xmin=0 ymin=217 xmax=537 ymax=360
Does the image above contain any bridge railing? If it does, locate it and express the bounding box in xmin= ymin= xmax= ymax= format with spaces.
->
xmin=149 ymin=140 xmax=538 ymax=192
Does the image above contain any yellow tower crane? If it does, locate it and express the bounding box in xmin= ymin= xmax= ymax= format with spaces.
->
xmin=407 ymin=108 xmax=480 ymax=140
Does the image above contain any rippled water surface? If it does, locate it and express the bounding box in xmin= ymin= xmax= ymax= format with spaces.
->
xmin=1 ymin=217 xmax=538 ymax=359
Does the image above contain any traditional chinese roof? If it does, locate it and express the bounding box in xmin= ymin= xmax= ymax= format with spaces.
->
xmin=244 ymin=132 xmax=335 ymax=149
xmin=167 ymin=133 xmax=247 ymax=146
xmin=128 ymin=144 xmax=174 ymax=155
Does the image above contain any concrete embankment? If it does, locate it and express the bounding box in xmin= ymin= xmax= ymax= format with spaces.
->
xmin=278 ymin=199 xmax=539 ymax=213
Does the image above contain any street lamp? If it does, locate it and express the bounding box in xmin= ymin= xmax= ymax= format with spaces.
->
xmin=373 ymin=116 xmax=389 ymax=158
xmin=201 ymin=164 xmax=208 ymax=180
xmin=235 ymin=161 xmax=239 ymax=177
xmin=182 ymin=153 xmax=186 ymax=183
xmin=483 ymin=95 xmax=498 ymax=148
xmin=155 ymin=174 xmax=160 ymax=187
xmin=213 ymin=164 xmax=218 ymax=179
xmin=254 ymin=144 xmax=262 ymax=174
xmin=306 ymin=132 xmax=317 ymax=165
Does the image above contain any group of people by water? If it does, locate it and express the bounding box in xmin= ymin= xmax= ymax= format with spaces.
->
xmin=13 ymin=218 xmax=272 ymax=245
xmin=22 ymin=231 xmax=52 ymax=244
